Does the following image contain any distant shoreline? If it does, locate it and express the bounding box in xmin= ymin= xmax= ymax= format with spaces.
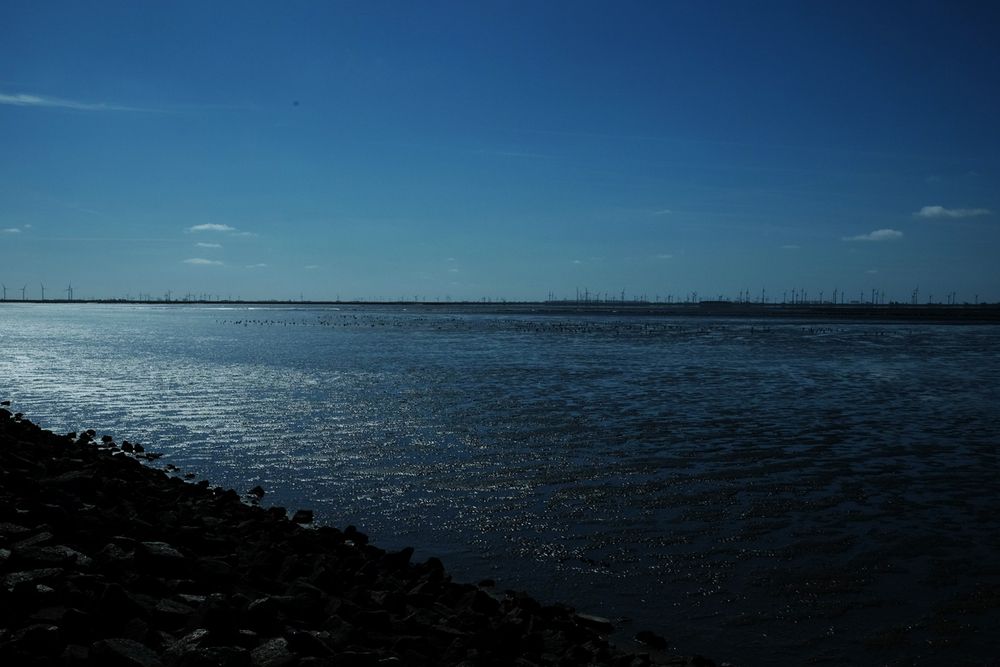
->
xmin=3 ymin=299 xmax=1000 ymax=323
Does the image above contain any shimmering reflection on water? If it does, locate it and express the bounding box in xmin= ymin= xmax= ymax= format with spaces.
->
xmin=2 ymin=304 xmax=999 ymax=665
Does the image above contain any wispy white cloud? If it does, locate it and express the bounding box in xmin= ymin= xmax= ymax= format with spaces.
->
xmin=304 ymin=264 xmax=320 ymax=270
xmin=2 ymin=227 xmax=21 ymax=234
xmin=182 ymin=258 xmax=224 ymax=266
xmin=188 ymin=223 xmax=236 ymax=232
xmin=655 ymin=253 xmax=673 ymax=259
xmin=652 ymin=209 xmax=672 ymax=216
xmin=572 ymin=259 xmax=583 ymax=264
xmin=843 ymin=229 xmax=903 ymax=242
xmin=0 ymin=92 xmax=150 ymax=112
xmin=196 ymin=242 xmax=222 ymax=248
xmin=245 ymin=263 xmax=268 ymax=269
xmin=866 ymin=269 xmax=879 ymax=274
xmin=915 ymin=205 xmax=990 ymax=219
xmin=447 ymin=268 xmax=460 ymax=273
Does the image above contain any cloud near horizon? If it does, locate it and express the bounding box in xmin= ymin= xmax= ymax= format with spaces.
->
xmin=188 ymin=224 xmax=236 ymax=233
xmin=182 ymin=258 xmax=224 ymax=266
xmin=915 ymin=205 xmax=991 ymax=219
xmin=2 ymin=227 xmax=21 ymax=233
xmin=0 ymin=92 xmax=148 ymax=112
xmin=196 ymin=242 xmax=222 ymax=248
xmin=843 ymin=229 xmax=903 ymax=242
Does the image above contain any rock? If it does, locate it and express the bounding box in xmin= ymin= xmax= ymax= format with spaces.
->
xmin=137 ymin=541 xmax=186 ymax=571
xmin=15 ymin=544 xmax=92 ymax=568
xmin=248 ymin=486 xmax=266 ymax=499
xmin=0 ymin=411 xmax=718 ymax=667
xmin=13 ymin=531 xmax=55 ymax=549
xmin=249 ymin=637 xmax=294 ymax=667
xmin=634 ymin=630 xmax=668 ymax=651
xmin=575 ymin=613 xmax=615 ymax=633
xmin=291 ymin=509 xmax=314 ymax=524
xmin=285 ymin=629 xmax=333 ymax=657
xmin=91 ymin=637 xmax=164 ymax=667
xmin=11 ymin=623 xmax=62 ymax=656
xmin=99 ymin=583 xmax=148 ymax=621
xmin=153 ymin=598 xmax=196 ymax=629
xmin=165 ymin=628 xmax=211 ymax=656
xmin=61 ymin=643 xmax=91 ymax=666
xmin=177 ymin=646 xmax=251 ymax=667
xmin=2 ymin=567 xmax=65 ymax=589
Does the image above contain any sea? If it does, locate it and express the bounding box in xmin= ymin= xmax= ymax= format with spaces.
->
xmin=1 ymin=303 xmax=998 ymax=665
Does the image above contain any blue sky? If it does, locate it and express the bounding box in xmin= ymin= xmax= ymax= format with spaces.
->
xmin=2 ymin=1 xmax=998 ymax=302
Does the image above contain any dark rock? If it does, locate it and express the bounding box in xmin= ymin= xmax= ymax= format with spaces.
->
xmin=634 ymin=629 xmax=668 ymax=651
xmin=248 ymin=486 xmax=266 ymax=499
xmin=177 ymin=646 xmax=251 ymax=667
xmin=61 ymin=643 xmax=90 ymax=666
xmin=2 ymin=567 xmax=64 ymax=588
xmin=99 ymin=583 xmax=148 ymax=621
xmin=356 ymin=609 xmax=393 ymax=632
xmin=576 ymin=613 xmax=615 ymax=633
xmin=336 ymin=650 xmax=379 ymax=667
xmin=13 ymin=531 xmax=55 ymax=549
xmin=165 ymin=628 xmax=211 ymax=656
xmin=0 ymin=411 xmax=717 ymax=667
xmin=91 ymin=637 xmax=163 ymax=667
xmin=153 ymin=598 xmax=196 ymax=629
xmin=96 ymin=542 xmax=135 ymax=568
xmin=249 ymin=637 xmax=294 ymax=667
xmin=285 ymin=629 xmax=333 ymax=657
xmin=15 ymin=544 xmax=92 ymax=568
xmin=290 ymin=510 xmax=314 ymax=524
xmin=136 ymin=541 xmax=187 ymax=572
xmin=11 ymin=623 xmax=62 ymax=656
xmin=191 ymin=594 xmax=238 ymax=634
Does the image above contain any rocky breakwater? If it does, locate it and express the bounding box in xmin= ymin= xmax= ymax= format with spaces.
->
xmin=0 ymin=405 xmax=717 ymax=667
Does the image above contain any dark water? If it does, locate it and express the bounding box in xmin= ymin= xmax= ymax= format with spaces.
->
xmin=2 ymin=303 xmax=998 ymax=665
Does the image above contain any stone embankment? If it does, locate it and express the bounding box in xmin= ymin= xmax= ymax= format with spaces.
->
xmin=0 ymin=404 xmax=717 ymax=667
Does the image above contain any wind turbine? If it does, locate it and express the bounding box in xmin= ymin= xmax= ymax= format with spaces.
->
xmin=1 ymin=284 xmax=6 ymax=301
xmin=66 ymin=283 xmax=73 ymax=301
xmin=21 ymin=284 xmax=27 ymax=301
xmin=40 ymin=283 xmax=46 ymax=301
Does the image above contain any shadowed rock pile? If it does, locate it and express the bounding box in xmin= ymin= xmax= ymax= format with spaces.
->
xmin=0 ymin=406 xmax=716 ymax=667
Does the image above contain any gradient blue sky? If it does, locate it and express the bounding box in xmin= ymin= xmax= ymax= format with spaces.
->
xmin=2 ymin=1 xmax=998 ymax=302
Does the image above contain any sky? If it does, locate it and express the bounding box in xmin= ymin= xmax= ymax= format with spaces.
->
xmin=2 ymin=1 xmax=999 ymax=303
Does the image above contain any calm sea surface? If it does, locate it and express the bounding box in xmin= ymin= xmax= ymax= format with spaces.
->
xmin=2 ymin=303 xmax=998 ymax=665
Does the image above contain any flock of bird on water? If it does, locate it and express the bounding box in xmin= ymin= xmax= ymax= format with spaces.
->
xmin=213 ymin=314 xmax=893 ymax=338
